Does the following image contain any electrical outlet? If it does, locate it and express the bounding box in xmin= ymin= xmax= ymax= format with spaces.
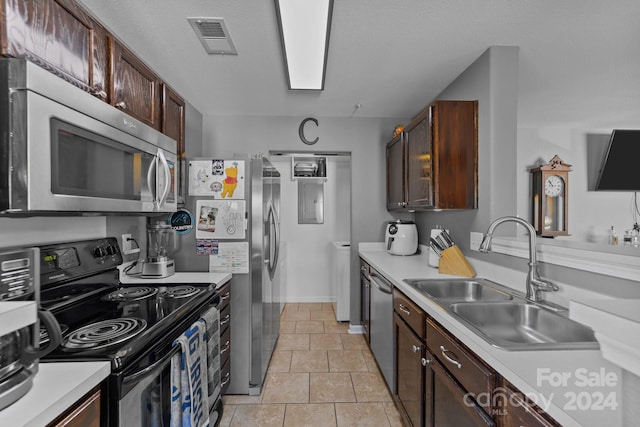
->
xmin=121 ymin=234 xmax=132 ymax=254
xmin=469 ymin=232 xmax=484 ymax=251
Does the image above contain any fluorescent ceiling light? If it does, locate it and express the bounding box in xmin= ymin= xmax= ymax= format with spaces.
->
xmin=275 ymin=0 xmax=333 ymax=90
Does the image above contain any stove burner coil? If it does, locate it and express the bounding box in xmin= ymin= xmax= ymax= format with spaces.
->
xmin=159 ymin=285 xmax=200 ymax=299
xmin=63 ymin=318 xmax=147 ymax=350
xmin=104 ymin=286 xmax=158 ymax=301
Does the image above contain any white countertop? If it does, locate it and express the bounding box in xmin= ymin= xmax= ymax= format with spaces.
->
xmin=359 ymin=243 xmax=623 ymax=427
xmin=0 ymin=361 xmax=110 ymax=427
xmin=119 ymin=265 xmax=232 ymax=288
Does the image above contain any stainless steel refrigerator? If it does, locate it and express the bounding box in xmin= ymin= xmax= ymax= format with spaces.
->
xmin=172 ymin=156 xmax=281 ymax=395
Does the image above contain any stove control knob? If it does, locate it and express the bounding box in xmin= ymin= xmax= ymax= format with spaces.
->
xmin=106 ymin=245 xmax=117 ymax=256
xmin=94 ymin=247 xmax=107 ymax=258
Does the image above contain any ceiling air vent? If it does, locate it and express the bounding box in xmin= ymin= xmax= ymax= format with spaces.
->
xmin=188 ymin=17 xmax=238 ymax=55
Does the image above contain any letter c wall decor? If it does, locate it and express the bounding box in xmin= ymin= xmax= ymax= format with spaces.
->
xmin=299 ymin=117 xmax=319 ymax=145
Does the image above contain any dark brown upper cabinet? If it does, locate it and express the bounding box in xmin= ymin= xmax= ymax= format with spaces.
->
xmin=0 ymin=0 xmax=109 ymax=99
xmin=162 ymin=83 xmax=186 ymax=202
xmin=386 ymin=100 xmax=478 ymax=211
xmin=111 ymin=38 xmax=162 ymax=130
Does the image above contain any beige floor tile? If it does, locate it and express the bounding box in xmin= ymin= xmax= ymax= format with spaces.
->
xmin=309 ymin=334 xmax=344 ymax=351
xmin=229 ymin=404 xmax=286 ymax=427
xmin=218 ymin=403 xmax=236 ymax=427
xmin=362 ymin=349 xmax=379 ymax=372
xmin=351 ymin=372 xmax=392 ymax=402
xmin=269 ymin=350 xmax=292 ymax=372
xmin=298 ymin=303 xmax=324 ymax=311
xmin=323 ymin=321 xmax=350 ymax=334
xmin=383 ymin=401 xmax=404 ymax=427
xmin=280 ymin=320 xmax=297 ymax=333
xmin=335 ymin=402 xmax=391 ymax=427
xmin=310 ymin=372 xmax=356 ymax=403
xmin=290 ymin=350 xmax=329 ymax=372
xmin=310 ymin=310 xmax=338 ymax=321
xmin=261 ymin=372 xmax=310 ymax=403
xmin=295 ymin=320 xmax=326 ymax=334
xmin=277 ymin=333 xmax=310 ymax=351
xmin=284 ymin=303 xmax=299 ymax=312
xmin=340 ymin=334 xmax=368 ymax=350
xmin=284 ymin=403 xmax=337 ymax=427
xmin=328 ymin=350 xmax=368 ymax=372
xmin=322 ymin=302 xmax=335 ymax=312
xmin=282 ymin=310 xmax=311 ymax=321
xmin=223 ymin=394 xmax=262 ymax=405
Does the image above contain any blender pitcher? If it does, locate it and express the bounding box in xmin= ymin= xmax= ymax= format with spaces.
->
xmin=141 ymin=223 xmax=176 ymax=278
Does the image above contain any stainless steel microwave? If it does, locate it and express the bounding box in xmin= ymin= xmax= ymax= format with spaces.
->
xmin=0 ymin=59 xmax=177 ymax=215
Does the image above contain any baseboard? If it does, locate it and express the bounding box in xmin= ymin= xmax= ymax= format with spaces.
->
xmin=348 ymin=324 xmax=364 ymax=335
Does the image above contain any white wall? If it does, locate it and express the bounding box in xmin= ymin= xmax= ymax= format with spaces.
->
xmin=516 ymin=128 xmax=636 ymax=245
xmin=271 ymin=156 xmax=350 ymax=302
xmin=202 ymin=115 xmax=404 ymax=323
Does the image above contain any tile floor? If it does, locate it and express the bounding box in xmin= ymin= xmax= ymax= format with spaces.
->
xmin=220 ymin=303 xmax=403 ymax=427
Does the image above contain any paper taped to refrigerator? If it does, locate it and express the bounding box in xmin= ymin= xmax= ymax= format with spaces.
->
xmin=189 ymin=159 xmax=245 ymax=199
xmin=196 ymin=199 xmax=246 ymax=239
xmin=209 ymin=242 xmax=249 ymax=273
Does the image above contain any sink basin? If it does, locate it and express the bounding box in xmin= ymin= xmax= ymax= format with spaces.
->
xmin=448 ymin=302 xmax=599 ymax=351
xmin=403 ymin=278 xmax=514 ymax=302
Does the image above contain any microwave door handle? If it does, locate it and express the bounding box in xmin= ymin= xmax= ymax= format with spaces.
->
xmin=147 ymin=155 xmax=158 ymax=208
xmin=157 ymin=149 xmax=171 ymax=208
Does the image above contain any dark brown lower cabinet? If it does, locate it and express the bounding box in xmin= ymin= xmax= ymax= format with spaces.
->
xmin=498 ymin=382 xmax=561 ymax=427
xmin=431 ymin=360 xmax=495 ymax=426
xmin=394 ymin=312 xmax=424 ymax=426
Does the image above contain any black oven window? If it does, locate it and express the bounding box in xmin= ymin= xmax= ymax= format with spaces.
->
xmin=50 ymin=119 xmax=148 ymax=200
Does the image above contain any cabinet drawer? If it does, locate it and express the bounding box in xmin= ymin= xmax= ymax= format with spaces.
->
xmin=220 ymin=324 xmax=231 ymax=366
xmin=221 ymin=358 xmax=231 ymax=395
xmin=394 ymin=289 xmax=425 ymax=337
xmin=220 ymin=303 xmax=231 ymax=335
xmin=427 ymin=318 xmax=495 ymax=412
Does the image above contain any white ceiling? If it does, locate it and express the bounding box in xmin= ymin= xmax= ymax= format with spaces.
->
xmin=79 ymin=0 xmax=640 ymax=129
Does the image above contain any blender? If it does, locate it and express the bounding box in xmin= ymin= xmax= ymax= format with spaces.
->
xmin=141 ymin=223 xmax=176 ymax=278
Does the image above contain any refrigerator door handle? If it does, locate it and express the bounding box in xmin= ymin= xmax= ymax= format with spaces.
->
xmin=267 ymin=202 xmax=280 ymax=279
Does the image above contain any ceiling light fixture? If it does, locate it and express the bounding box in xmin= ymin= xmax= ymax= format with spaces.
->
xmin=274 ymin=0 xmax=333 ymax=90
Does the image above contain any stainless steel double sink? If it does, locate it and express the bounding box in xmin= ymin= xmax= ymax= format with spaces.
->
xmin=403 ymin=278 xmax=599 ymax=351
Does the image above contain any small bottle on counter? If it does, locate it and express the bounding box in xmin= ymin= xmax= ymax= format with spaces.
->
xmin=608 ymin=226 xmax=618 ymax=245
xmin=623 ymin=229 xmax=633 ymax=246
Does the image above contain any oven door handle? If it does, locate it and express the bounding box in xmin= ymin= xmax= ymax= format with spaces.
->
xmin=123 ymin=345 xmax=181 ymax=386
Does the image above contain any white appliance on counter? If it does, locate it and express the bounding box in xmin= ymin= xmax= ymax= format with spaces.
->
xmin=385 ymin=220 xmax=418 ymax=255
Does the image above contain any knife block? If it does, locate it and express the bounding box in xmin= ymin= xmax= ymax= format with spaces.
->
xmin=438 ymin=245 xmax=476 ymax=277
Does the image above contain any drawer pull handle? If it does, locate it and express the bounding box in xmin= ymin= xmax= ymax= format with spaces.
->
xmin=115 ymin=101 xmax=127 ymax=109
xmin=398 ymin=303 xmax=411 ymax=316
xmin=221 ymin=372 xmax=230 ymax=386
xmin=220 ymin=340 xmax=230 ymax=354
xmin=220 ymin=314 xmax=230 ymax=326
xmin=421 ymin=357 xmax=432 ymax=366
xmin=412 ymin=344 xmax=421 ymax=353
xmin=440 ymin=345 xmax=462 ymax=369
xmin=221 ymin=292 xmax=230 ymax=301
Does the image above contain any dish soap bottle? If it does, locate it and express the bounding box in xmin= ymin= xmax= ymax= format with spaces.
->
xmin=608 ymin=226 xmax=618 ymax=245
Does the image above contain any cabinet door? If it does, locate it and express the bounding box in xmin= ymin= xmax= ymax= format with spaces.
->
xmin=360 ymin=262 xmax=370 ymax=343
xmin=386 ymin=134 xmax=405 ymax=210
xmin=405 ymin=116 xmax=433 ymax=208
xmin=49 ymin=386 xmax=101 ymax=427
xmin=394 ymin=313 xmax=423 ymax=427
xmin=111 ymin=38 xmax=162 ymax=130
xmin=432 ymin=361 xmax=495 ymax=427
xmin=1 ymin=0 xmax=109 ymax=97
xmin=162 ymin=84 xmax=186 ymax=201
xmin=432 ymin=100 xmax=478 ymax=209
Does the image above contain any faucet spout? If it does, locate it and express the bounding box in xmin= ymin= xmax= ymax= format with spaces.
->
xmin=480 ymin=216 xmax=557 ymax=303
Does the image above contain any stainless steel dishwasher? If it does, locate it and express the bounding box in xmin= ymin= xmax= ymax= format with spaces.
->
xmin=368 ymin=268 xmax=395 ymax=393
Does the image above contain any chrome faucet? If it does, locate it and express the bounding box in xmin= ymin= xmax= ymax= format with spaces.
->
xmin=479 ymin=216 xmax=559 ymax=303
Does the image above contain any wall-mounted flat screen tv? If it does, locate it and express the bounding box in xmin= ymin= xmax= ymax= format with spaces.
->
xmin=595 ymin=129 xmax=640 ymax=191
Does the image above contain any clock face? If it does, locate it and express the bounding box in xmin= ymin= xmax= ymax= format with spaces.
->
xmin=544 ymin=175 xmax=564 ymax=197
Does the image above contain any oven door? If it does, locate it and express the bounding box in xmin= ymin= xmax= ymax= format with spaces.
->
xmin=115 ymin=303 xmax=222 ymax=427
xmin=5 ymin=88 xmax=176 ymax=214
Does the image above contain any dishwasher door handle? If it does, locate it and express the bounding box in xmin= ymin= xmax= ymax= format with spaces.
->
xmin=369 ymin=272 xmax=393 ymax=294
